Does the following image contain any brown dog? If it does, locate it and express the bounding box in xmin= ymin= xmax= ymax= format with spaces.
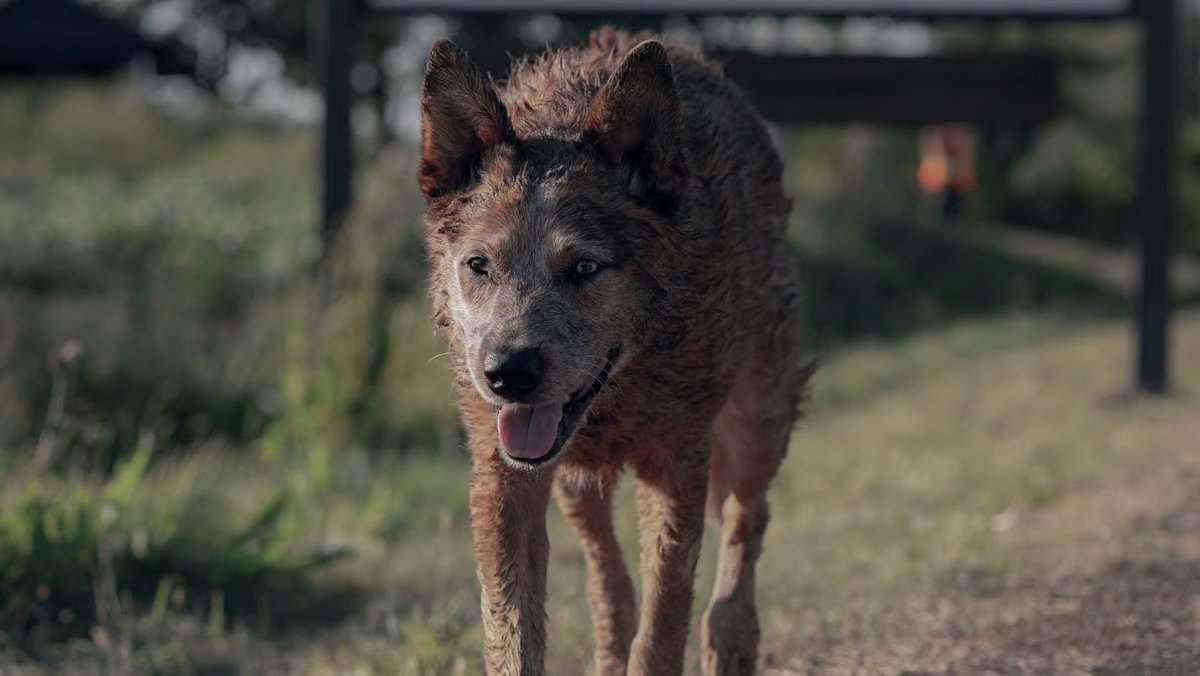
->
xmin=419 ymin=28 xmax=808 ymax=676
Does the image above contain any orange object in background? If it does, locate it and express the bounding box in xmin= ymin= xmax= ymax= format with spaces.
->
xmin=918 ymin=124 xmax=976 ymax=194
xmin=918 ymin=124 xmax=977 ymax=220
xmin=917 ymin=153 xmax=949 ymax=193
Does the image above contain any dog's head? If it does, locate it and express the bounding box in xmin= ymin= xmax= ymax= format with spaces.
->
xmin=419 ymin=38 xmax=689 ymax=468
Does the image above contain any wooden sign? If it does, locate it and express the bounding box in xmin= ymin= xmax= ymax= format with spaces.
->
xmin=368 ymin=0 xmax=1133 ymax=18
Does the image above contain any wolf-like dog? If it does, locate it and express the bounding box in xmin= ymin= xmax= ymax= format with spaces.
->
xmin=419 ymin=28 xmax=809 ymax=676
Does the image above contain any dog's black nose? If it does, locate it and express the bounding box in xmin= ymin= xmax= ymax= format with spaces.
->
xmin=484 ymin=348 xmax=545 ymax=399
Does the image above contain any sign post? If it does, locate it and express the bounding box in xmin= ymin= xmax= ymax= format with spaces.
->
xmin=1135 ymin=0 xmax=1179 ymax=393
xmin=314 ymin=0 xmax=356 ymax=255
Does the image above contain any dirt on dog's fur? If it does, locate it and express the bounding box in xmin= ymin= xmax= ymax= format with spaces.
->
xmin=419 ymin=29 xmax=809 ymax=675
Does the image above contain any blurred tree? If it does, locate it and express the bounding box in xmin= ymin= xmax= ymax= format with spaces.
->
xmin=95 ymin=0 xmax=309 ymax=87
xmin=95 ymin=0 xmax=402 ymax=93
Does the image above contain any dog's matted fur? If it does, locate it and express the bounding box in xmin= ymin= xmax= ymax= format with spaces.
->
xmin=419 ymin=28 xmax=809 ymax=676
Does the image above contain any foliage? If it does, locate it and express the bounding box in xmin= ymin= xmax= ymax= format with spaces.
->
xmin=0 ymin=83 xmax=462 ymax=666
xmin=98 ymin=0 xmax=312 ymax=87
xmin=0 ymin=81 xmax=457 ymax=467
xmin=1000 ymin=121 xmax=1133 ymax=246
xmin=970 ymin=23 xmax=1200 ymax=256
xmin=1182 ymin=123 xmax=1200 ymax=255
xmin=794 ymin=218 xmax=1125 ymax=351
xmin=0 ymin=79 xmax=224 ymax=180
xmin=0 ymin=445 xmax=347 ymax=653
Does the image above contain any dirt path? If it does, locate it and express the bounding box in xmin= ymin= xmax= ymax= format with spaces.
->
xmin=761 ymin=317 xmax=1200 ymax=675
xmin=768 ymin=433 xmax=1200 ymax=675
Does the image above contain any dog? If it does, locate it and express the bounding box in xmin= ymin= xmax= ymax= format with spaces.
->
xmin=419 ymin=28 xmax=808 ymax=675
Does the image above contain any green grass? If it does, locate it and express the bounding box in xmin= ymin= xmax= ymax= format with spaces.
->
xmin=0 ymin=447 xmax=348 ymax=647
xmin=0 ymin=83 xmax=457 ymax=462
xmin=6 ymin=310 xmax=1192 ymax=674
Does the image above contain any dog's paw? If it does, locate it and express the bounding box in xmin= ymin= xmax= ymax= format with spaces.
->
xmin=701 ymin=642 xmax=758 ymax=676
xmin=701 ymin=600 xmax=760 ymax=676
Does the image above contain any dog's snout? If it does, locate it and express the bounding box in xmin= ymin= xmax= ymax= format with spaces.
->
xmin=484 ymin=347 xmax=545 ymax=400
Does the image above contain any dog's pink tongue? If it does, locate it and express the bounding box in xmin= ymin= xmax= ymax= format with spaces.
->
xmin=497 ymin=404 xmax=562 ymax=461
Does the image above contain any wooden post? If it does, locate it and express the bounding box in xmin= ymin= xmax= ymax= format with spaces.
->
xmin=1188 ymin=3 xmax=1200 ymax=118
xmin=1135 ymin=0 xmax=1180 ymax=394
xmin=314 ymin=0 xmax=356 ymax=255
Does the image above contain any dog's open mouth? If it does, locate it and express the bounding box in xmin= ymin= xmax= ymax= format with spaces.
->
xmin=496 ymin=346 xmax=620 ymax=466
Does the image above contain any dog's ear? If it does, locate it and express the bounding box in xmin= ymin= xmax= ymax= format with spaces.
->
xmin=586 ymin=40 xmax=687 ymax=211
xmin=419 ymin=39 xmax=512 ymax=202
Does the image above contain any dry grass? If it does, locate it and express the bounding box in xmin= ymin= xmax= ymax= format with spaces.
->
xmin=116 ymin=309 xmax=1193 ymax=676
xmin=753 ymin=312 xmax=1200 ymax=674
xmin=6 ymin=310 xmax=1197 ymax=675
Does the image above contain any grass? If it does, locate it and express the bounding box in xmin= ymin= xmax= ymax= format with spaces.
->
xmin=754 ymin=312 xmax=1200 ymax=673
xmin=0 ymin=447 xmax=349 ymax=647
xmin=6 ymin=310 xmax=1193 ymax=674
xmin=4 ymin=79 xmax=1200 ymax=674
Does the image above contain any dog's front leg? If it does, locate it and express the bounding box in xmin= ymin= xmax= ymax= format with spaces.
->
xmin=628 ymin=440 xmax=710 ymax=675
xmin=470 ymin=453 xmax=554 ymax=675
xmin=555 ymin=474 xmax=638 ymax=675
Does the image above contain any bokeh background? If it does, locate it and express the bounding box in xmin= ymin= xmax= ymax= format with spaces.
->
xmin=2 ymin=1 xmax=1200 ymax=674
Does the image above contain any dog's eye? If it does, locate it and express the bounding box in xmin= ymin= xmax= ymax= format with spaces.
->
xmin=575 ymin=259 xmax=600 ymax=276
xmin=567 ymin=258 xmax=603 ymax=284
xmin=466 ymin=256 xmax=489 ymax=276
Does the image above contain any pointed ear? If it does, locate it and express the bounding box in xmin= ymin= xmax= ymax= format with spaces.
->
xmin=418 ymin=39 xmax=513 ymax=202
xmin=586 ymin=40 xmax=687 ymax=210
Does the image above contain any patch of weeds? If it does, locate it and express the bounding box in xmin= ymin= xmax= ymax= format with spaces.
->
xmin=0 ymin=447 xmax=349 ymax=655
xmin=398 ymin=600 xmax=480 ymax=675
